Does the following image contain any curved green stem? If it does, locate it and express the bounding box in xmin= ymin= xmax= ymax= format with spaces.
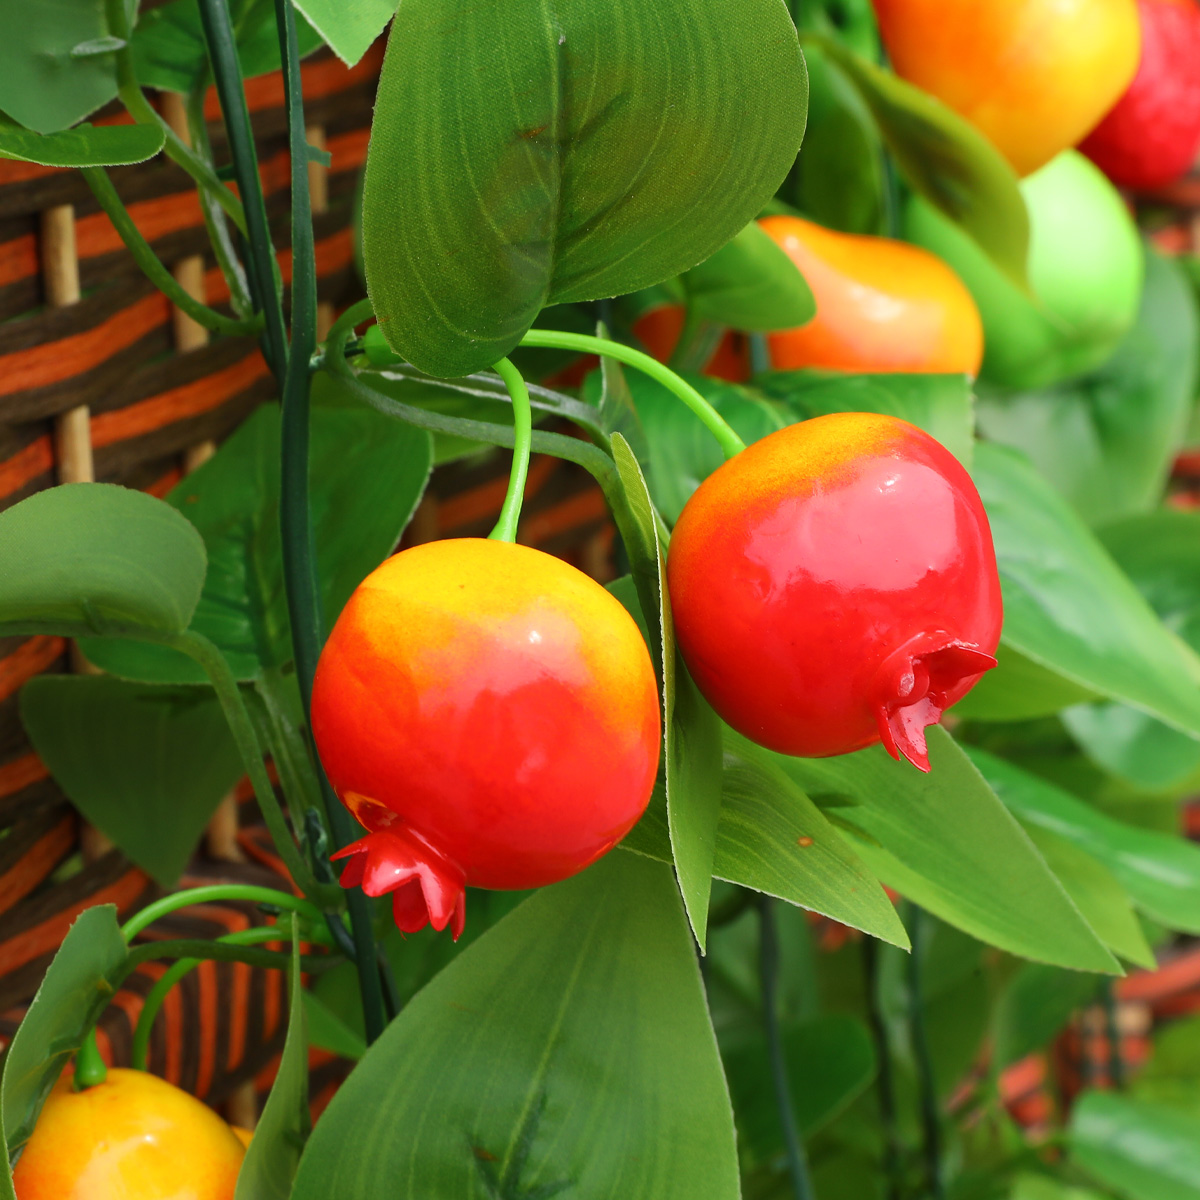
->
xmin=488 ymin=358 xmax=532 ymax=543
xmin=121 ymin=883 xmax=324 ymax=943
xmin=167 ymin=630 xmax=339 ymax=906
xmin=518 ymin=330 xmax=747 ymax=459
xmin=130 ymin=926 xmax=290 ymax=1071
xmin=73 ymin=1029 xmax=108 ymax=1090
xmin=81 ymin=168 xmax=262 ymax=338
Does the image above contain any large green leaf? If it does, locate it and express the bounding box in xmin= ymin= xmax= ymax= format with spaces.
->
xmin=0 ymin=0 xmax=122 ymax=133
xmin=951 ymin=641 xmax=1100 ymax=722
xmin=290 ymin=853 xmax=740 ymax=1200
xmin=0 ymin=112 xmax=164 ymax=166
xmin=1062 ymin=510 xmax=1200 ymax=792
xmin=977 ymin=247 xmax=1199 ymax=527
xmin=968 ymin=746 xmax=1200 ymax=936
xmin=993 ymin=963 xmax=1101 ymax=1069
xmin=0 ymin=483 xmax=206 ymax=641
xmin=290 ymin=0 xmax=393 ymax=66
xmin=132 ymin=0 xmax=324 ymax=92
xmin=971 ymin=441 xmax=1200 ymax=743
xmin=1132 ymin=1017 xmax=1200 ymax=1120
xmin=236 ymin=926 xmax=310 ymax=1200
xmin=82 ymin=390 xmax=432 ymax=683
xmin=782 ymin=727 xmax=1118 ymax=971
xmin=1012 ymin=1174 xmax=1108 ymax=1200
xmin=2 ymin=906 xmax=127 ymax=1162
xmin=363 ymin=0 xmax=808 ymax=376
xmin=19 ymin=675 xmax=242 ymax=888
xmin=811 ymin=36 xmax=1029 ymax=289
xmin=1071 ymin=1092 xmax=1200 ymax=1200
xmin=681 ymin=221 xmax=816 ymax=332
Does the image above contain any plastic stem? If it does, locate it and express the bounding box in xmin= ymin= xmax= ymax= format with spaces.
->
xmin=863 ymin=937 xmax=902 ymax=1200
xmin=908 ymin=906 xmax=946 ymax=1200
xmin=121 ymin=883 xmax=324 ymax=942
xmin=73 ymin=1029 xmax=108 ymax=1090
xmin=519 ymin=329 xmax=747 ymax=459
xmin=488 ymin=358 xmax=533 ymax=543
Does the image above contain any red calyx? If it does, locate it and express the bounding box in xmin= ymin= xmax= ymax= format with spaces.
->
xmin=333 ymin=827 xmax=467 ymax=940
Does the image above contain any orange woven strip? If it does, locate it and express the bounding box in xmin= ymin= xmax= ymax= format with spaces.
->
xmin=0 ymin=291 xmax=169 ymax=398
xmin=90 ymin=351 xmax=269 ymax=448
xmin=146 ymin=466 xmax=184 ymax=498
xmin=228 ymin=959 xmax=251 ymax=1070
xmin=1119 ymin=946 xmax=1200 ymax=1003
xmin=195 ymin=959 xmax=219 ymax=1097
xmin=519 ymin=488 xmax=609 ymax=546
xmin=76 ymin=191 xmax=206 ymax=261
xmin=163 ymin=972 xmax=183 ymax=1085
xmin=278 ymin=226 xmax=353 ymax=285
xmin=0 ymin=815 xmax=76 ymax=912
xmin=0 ymin=753 xmax=48 ymax=799
xmin=437 ymin=456 xmax=559 ymax=533
xmin=0 ymin=438 xmax=53 ymax=502
xmin=0 ymin=867 xmax=146 ymax=975
xmin=0 ymin=636 xmax=65 ymax=703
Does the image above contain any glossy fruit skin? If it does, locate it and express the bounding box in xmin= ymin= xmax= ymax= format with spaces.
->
xmin=633 ymin=303 xmax=749 ymax=381
xmin=906 ymin=151 xmax=1143 ymax=389
xmin=312 ymin=538 xmax=661 ymax=937
xmin=873 ymin=0 xmax=1141 ymax=176
xmin=667 ymin=413 xmax=1002 ymax=771
xmin=1080 ymin=0 xmax=1200 ymax=191
xmin=13 ymin=1068 xmax=245 ymax=1200
xmin=759 ymin=216 xmax=984 ymax=376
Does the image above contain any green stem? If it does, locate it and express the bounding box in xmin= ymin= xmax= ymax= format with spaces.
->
xmin=197 ymin=0 xmax=289 ymax=378
xmin=168 ymin=631 xmax=338 ymax=906
xmin=758 ymin=896 xmax=816 ymax=1200
xmin=104 ymin=0 xmax=247 ymax=236
xmin=81 ymin=167 xmax=262 ymax=337
xmin=73 ymin=1030 xmax=108 ymax=1090
xmin=488 ymin=358 xmax=533 ymax=543
xmin=908 ymin=907 xmax=946 ymax=1200
xmin=122 ymin=938 xmax=332 ymax=975
xmin=863 ymin=937 xmax=902 ymax=1200
xmin=121 ymin=883 xmax=324 ymax=942
xmin=131 ymin=925 xmax=290 ymax=1071
xmin=272 ymin=0 xmax=386 ymax=1048
xmin=519 ymin=330 xmax=746 ymax=459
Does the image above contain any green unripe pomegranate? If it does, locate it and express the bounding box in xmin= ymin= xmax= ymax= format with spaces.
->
xmin=904 ymin=150 xmax=1143 ymax=390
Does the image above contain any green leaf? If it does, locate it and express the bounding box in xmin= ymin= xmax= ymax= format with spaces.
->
xmin=236 ymin=926 xmax=310 ymax=1200
xmin=1011 ymin=1173 xmax=1108 ymax=1200
xmin=0 ymin=483 xmax=206 ymax=641
xmin=951 ymin=641 xmax=1101 ymax=722
xmin=993 ymin=963 xmax=1101 ymax=1069
xmin=755 ymin=369 xmax=975 ymax=467
xmin=290 ymin=0 xmax=393 ymax=66
xmin=972 ymin=441 xmax=1200 ymax=743
xmin=132 ymin=0 xmax=324 ymax=93
xmin=967 ymin=746 xmax=1200 ymax=937
xmin=812 ymin=36 xmax=1029 ymax=289
xmin=722 ymin=1014 xmax=875 ymax=1165
xmin=0 ymin=0 xmax=122 ymax=134
xmin=1061 ymin=510 xmax=1200 ymax=792
xmin=681 ymin=221 xmax=816 ymax=332
xmin=289 ymin=852 xmax=740 ymax=1200
xmin=302 ymin=989 xmax=366 ymax=1061
xmin=0 ymin=112 xmax=163 ymax=166
xmin=610 ymin=436 xmax=720 ymax=947
xmin=976 ymin=246 xmax=1199 ymax=527
xmin=1132 ymin=1016 xmax=1200 ymax=1120
xmin=363 ymin=0 xmax=808 ymax=376
xmin=19 ymin=675 xmax=241 ymax=888
xmin=1020 ymin=823 xmax=1155 ymax=968
xmin=81 ymin=391 xmax=432 ymax=682
xmin=2 ymin=906 xmax=127 ymax=1161
xmin=1071 ymin=1092 xmax=1200 ymax=1200
xmin=783 ymin=727 xmax=1118 ymax=972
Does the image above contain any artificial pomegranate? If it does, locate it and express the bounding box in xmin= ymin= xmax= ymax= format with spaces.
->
xmin=311 ymin=539 xmax=661 ymax=938
xmin=666 ymin=413 xmax=1002 ymax=771
xmin=13 ymin=1068 xmax=245 ymax=1200
xmin=1080 ymin=0 xmax=1200 ymax=191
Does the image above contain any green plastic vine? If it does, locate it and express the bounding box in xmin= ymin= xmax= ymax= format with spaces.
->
xmin=488 ymin=358 xmax=533 ymax=544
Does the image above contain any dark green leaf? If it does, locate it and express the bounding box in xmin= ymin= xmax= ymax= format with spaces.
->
xmin=1071 ymin=1092 xmax=1200 ymax=1200
xmin=813 ymin=37 xmax=1029 ymax=289
xmin=19 ymin=675 xmax=242 ymax=888
xmin=976 ymin=246 xmax=1199 ymax=527
xmin=301 ymin=989 xmax=366 ymax=1061
xmin=0 ymin=112 xmax=164 ymax=166
xmin=236 ymin=926 xmax=310 ymax=1200
xmin=290 ymin=853 xmax=740 ymax=1200
xmin=967 ymin=746 xmax=1200 ymax=936
xmin=0 ymin=483 xmax=206 ymax=641
xmin=723 ymin=1014 xmax=875 ymax=1165
xmin=290 ymin=0 xmax=392 ymax=66
xmin=363 ymin=0 xmax=808 ymax=375
xmin=972 ymin=441 xmax=1200 ymax=743
xmin=0 ymin=0 xmax=121 ymax=133
xmin=1132 ymin=1016 xmax=1200 ymax=1120
xmin=681 ymin=221 xmax=816 ymax=332
xmin=2 ymin=906 xmax=126 ymax=1161
xmin=993 ymin=963 xmax=1101 ymax=1068
xmin=783 ymin=728 xmax=1118 ymax=971
xmin=81 ymin=391 xmax=432 ymax=682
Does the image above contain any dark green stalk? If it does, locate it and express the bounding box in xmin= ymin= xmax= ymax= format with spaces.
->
xmin=196 ymin=0 xmax=289 ymax=377
xmin=123 ymin=939 xmax=333 ymax=975
xmin=81 ymin=168 xmax=261 ymax=337
xmin=863 ymin=937 xmax=902 ymax=1200
xmin=908 ymin=907 xmax=946 ymax=1200
xmin=758 ymin=896 xmax=816 ymax=1200
xmin=273 ymin=0 xmax=386 ymax=1045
